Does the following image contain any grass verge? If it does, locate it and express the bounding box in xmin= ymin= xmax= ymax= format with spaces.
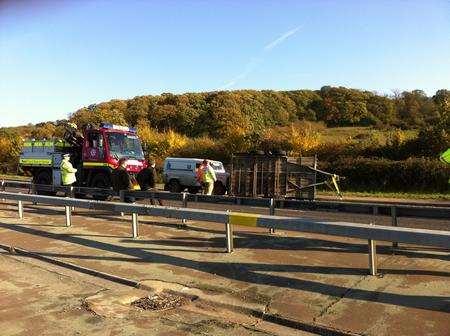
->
xmin=2 ymin=173 xmax=448 ymax=201
xmin=318 ymin=190 xmax=450 ymax=201
xmin=0 ymin=174 xmax=31 ymax=181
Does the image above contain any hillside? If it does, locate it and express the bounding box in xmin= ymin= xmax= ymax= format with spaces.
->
xmin=1 ymin=86 xmax=449 ymax=193
xmin=69 ymin=87 xmax=447 ymax=134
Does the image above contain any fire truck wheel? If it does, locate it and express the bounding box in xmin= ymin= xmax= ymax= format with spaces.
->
xmin=35 ymin=170 xmax=56 ymax=196
xmin=91 ymin=173 xmax=110 ymax=200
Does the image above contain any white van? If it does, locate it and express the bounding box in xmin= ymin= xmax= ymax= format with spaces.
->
xmin=163 ymin=157 xmax=228 ymax=194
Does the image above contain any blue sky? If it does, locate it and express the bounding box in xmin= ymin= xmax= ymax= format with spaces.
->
xmin=1 ymin=0 xmax=449 ymax=127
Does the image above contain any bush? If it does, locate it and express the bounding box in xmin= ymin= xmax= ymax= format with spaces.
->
xmin=322 ymin=157 xmax=450 ymax=192
xmin=257 ymin=121 xmax=321 ymax=155
xmin=0 ymin=131 xmax=22 ymax=174
xmin=174 ymin=136 xmax=222 ymax=161
xmin=315 ymin=139 xmax=357 ymax=162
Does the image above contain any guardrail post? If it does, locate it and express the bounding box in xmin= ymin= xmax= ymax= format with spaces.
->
xmin=119 ymin=190 xmax=125 ymax=216
xmin=181 ymin=192 xmax=187 ymax=225
xmin=391 ymin=206 xmax=398 ymax=249
xmin=1 ymin=180 xmax=5 ymax=201
xmin=132 ymin=212 xmax=138 ymax=238
xmin=269 ymin=198 xmax=275 ymax=234
xmin=69 ymin=186 xmax=75 ymax=211
xmin=65 ymin=204 xmax=72 ymax=227
xmin=64 ymin=186 xmax=75 ymax=211
xmin=225 ymin=210 xmax=234 ymax=253
xmin=30 ymin=184 xmax=38 ymax=205
xmin=18 ymin=199 xmax=24 ymax=219
xmin=368 ymin=224 xmax=377 ymax=276
xmin=1 ymin=180 xmax=6 ymax=201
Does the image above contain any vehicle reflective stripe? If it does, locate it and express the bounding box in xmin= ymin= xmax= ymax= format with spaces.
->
xmin=83 ymin=162 xmax=116 ymax=169
xmin=55 ymin=141 xmax=71 ymax=147
xmin=22 ymin=141 xmax=70 ymax=147
xmin=30 ymin=141 xmax=54 ymax=146
xmin=83 ymin=162 xmax=107 ymax=166
xmin=19 ymin=158 xmax=52 ymax=165
xmin=229 ymin=212 xmax=259 ymax=227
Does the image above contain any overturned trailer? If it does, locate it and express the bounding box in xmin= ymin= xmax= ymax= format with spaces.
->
xmin=230 ymin=153 xmax=341 ymax=200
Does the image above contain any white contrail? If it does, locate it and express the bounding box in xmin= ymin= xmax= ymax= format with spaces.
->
xmin=218 ymin=26 xmax=301 ymax=90
xmin=220 ymin=80 xmax=237 ymax=90
xmin=218 ymin=57 xmax=262 ymax=90
xmin=264 ymin=26 xmax=301 ymax=51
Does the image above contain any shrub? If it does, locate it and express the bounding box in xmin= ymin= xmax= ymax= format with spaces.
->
xmin=174 ymin=136 xmax=221 ymax=161
xmin=288 ymin=123 xmax=321 ymax=155
xmin=257 ymin=121 xmax=321 ymax=155
xmin=0 ymin=131 xmax=22 ymax=173
xmin=137 ymin=125 xmax=188 ymax=161
xmin=322 ymin=157 xmax=450 ymax=192
xmin=315 ymin=139 xmax=355 ymax=162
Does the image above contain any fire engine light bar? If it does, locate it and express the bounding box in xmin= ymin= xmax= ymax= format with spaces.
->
xmin=100 ymin=122 xmax=136 ymax=133
xmin=100 ymin=122 xmax=113 ymax=129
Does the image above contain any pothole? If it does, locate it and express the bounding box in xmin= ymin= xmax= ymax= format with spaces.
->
xmin=132 ymin=292 xmax=188 ymax=311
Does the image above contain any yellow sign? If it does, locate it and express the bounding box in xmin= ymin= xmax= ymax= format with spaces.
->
xmin=229 ymin=212 xmax=260 ymax=227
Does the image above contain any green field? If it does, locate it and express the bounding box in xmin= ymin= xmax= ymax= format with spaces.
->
xmin=319 ymin=126 xmax=418 ymax=145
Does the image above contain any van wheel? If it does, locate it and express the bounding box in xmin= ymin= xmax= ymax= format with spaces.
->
xmin=188 ymin=187 xmax=200 ymax=194
xmin=34 ymin=170 xmax=56 ymax=196
xmin=213 ymin=182 xmax=226 ymax=195
xmin=168 ymin=179 xmax=182 ymax=193
xmin=91 ymin=174 xmax=111 ymax=200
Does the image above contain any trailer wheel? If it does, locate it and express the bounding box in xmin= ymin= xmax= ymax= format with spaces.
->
xmin=35 ymin=170 xmax=56 ymax=196
xmin=91 ymin=173 xmax=111 ymax=200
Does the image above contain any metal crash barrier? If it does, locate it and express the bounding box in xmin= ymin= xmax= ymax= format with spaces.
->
xmin=1 ymin=191 xmax=449 ymax=276
xmin=2 ymin=179 xmax=450 ymax=220
xmin=2 ymin=178 xmax=450 ymax=253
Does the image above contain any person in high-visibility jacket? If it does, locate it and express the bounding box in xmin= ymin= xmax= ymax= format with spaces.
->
xmin=197 ymin=159 xmax=216 ymax=195
xmin=60 ymin=153 xmax=77 ymax=186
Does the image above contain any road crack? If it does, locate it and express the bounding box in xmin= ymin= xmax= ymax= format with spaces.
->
xmin=313 ymin=250 xmax=395 ymax=326
xmin=313 ymin=275 xmax=368 ymax=323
